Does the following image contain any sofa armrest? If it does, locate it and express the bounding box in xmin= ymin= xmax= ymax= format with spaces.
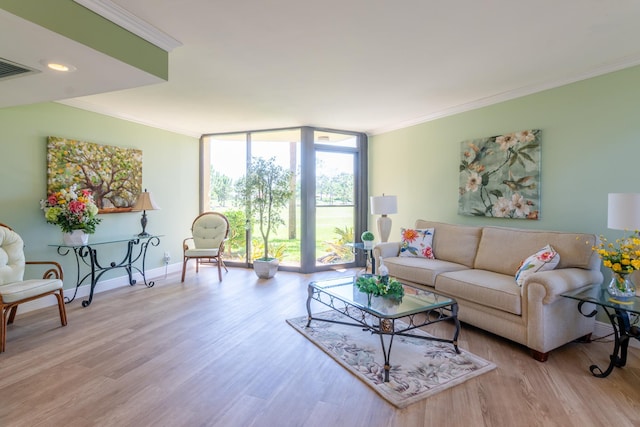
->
xmin=523 ymin=268 xmax=604 ymax=304
xmin=373 ymin=242 xmax=401 ymax=260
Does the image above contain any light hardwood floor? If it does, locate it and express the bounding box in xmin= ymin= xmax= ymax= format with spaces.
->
xmin=1 ymin=266 xmax=639 ymax=427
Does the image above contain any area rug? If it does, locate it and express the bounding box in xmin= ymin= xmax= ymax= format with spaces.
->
xmin=286 ymin=311 xmax=496 ymax=408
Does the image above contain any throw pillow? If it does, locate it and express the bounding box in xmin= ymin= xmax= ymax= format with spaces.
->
xmin=515 ymin=244 xmax=560 ymax=287
xmin=399 ymin=228 xmax=435 ymax=259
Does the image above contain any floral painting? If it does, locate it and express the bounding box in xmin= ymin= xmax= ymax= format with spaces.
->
xmin=458 ymin=129 xmax=540 ymax=219
xmin=47 ymin=136 xmax=142 ymax=213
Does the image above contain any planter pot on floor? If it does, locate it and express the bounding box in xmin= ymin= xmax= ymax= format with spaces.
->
xmin=253 ymin=258 xmax=279 ymax=279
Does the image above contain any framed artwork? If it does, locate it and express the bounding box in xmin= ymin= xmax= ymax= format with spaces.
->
xmin=47 ymin=136 xmax=142 ymax=213
xmin=458 ymin=129 xmax=541 ymax=220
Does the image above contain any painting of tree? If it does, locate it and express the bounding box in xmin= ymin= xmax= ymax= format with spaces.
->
xmin=47 ymin=136 xmax=142 ymax=213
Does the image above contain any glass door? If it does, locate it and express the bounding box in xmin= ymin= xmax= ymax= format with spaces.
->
xmin=314 ymin=149 xmax=356 ymax=268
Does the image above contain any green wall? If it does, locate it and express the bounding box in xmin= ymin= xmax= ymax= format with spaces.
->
xmin=0 ymin=102 xmax=198 ymax=290
xmin=369 ymin=64 xmax=640 ymax=254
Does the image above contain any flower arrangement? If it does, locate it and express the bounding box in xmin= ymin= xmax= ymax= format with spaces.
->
xmin=355 ymin=274 xmax=404 ymax=301
xmin=592 ymin=232 xmax=640 ymax=275
xmin=40 ymin=186 xmax=101 ymax=233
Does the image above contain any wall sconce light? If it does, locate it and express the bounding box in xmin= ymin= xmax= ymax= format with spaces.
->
xmin=132 ymin=189 xmax=160 ymax=237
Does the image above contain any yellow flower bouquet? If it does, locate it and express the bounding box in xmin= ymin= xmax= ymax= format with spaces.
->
xmin=593 ymin=232 xmax=640 ymax=298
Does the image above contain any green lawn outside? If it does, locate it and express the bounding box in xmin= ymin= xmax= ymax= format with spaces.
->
xmin=224 ymin=205 xmax=355 ymax=264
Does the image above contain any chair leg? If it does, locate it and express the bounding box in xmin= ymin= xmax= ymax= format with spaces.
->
xmin=7 ymin=306 xmax=18 ymax=324
xmin=56 ymin=290 xmax=68 ymax=326
xmin=217 ymin=257 xmax=222 ymax=281
xmin=1 ymin=305 xmax=9 ymax=353
xmin=181 ymin=257 xmax=188 ymax=282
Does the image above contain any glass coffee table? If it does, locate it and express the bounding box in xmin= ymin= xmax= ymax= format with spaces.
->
xmin=306 ymin=276 xmax=460 ymax=382
xmin=562 ymin=284 xmax=640 ymax=378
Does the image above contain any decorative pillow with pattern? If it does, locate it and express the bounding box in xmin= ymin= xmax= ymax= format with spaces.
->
xmin=515 ymin=244 xmax=560 ymax=287
xmin=399 ymin=228 xmax=435 ymax=259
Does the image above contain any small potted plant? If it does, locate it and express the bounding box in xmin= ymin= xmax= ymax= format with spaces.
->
xmin=361 ymin=230 xmax=375 ymax=249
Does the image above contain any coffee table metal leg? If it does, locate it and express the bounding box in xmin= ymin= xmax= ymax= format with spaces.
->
xmin=452 ymin=303 xmax=461 ymax=353
xmin=377 ymin=319 xmax=395 ymax=382
xmin=378 ymin=332 xmax=395 ymax=382
xmin=306 ymin=284 xmax=314 ymax=327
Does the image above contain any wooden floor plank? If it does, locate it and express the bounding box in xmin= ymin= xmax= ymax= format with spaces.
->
xmin=0 ymin=266 xmax=638 ymax=427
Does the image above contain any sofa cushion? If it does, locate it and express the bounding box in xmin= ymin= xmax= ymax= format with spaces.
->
xmin=474 ymin=226 xmax=597 ymax=276
xmin=436 ymin=269 xmax=522 ymax=315
xmin=414 ymin=220 xmax=482 ymax=268
xmin=399 ymin=228 xmax=434 ymax=258
xmin=515 ymin=244 xmax=560 ymax=287
xmin=384 ymin=257 xmax=468 ymax=287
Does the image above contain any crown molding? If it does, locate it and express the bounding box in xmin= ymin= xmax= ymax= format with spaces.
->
xmin=369 ymin=55 xmax=640 ymax=136
xmin=73 ymin=0 xmax=182 ymax=52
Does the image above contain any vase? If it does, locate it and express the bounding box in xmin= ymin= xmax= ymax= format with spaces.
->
xmin=606 ymin=272 xmax=636 ymax=301
xmin=62 ymin=230 xmax=89 ymax=246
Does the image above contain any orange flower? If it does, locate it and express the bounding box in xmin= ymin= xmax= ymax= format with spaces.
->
xmin=402 ymin=228 xmax=419 ymax=242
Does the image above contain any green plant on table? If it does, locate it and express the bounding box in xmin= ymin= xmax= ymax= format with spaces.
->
xmin=355 ymin=275 xmax=404 ymax=300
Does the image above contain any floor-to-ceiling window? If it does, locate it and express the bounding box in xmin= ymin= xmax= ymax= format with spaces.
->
xmin=201 ymin=126 xmax=367 ymax=273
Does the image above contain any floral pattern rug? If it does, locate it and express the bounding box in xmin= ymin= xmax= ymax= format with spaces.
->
xmin=287 ymin=311 xmax=496 ymax=408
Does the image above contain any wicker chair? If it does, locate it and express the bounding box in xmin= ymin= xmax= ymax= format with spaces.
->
xmin=181 ymin=212 xmax=230 ymax=282
xmin=0 ymin=223 xmax=67 ymax=353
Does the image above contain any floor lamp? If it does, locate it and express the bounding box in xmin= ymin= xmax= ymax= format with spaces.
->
xmin=370 ymin=195 xmax=397 ymax=243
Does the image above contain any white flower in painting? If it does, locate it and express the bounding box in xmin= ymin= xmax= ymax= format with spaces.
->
xmin=492 ymin=197 xmax=512 ymax=217
xmin=496 ymin=133 xmax=518 ymax=151
xmin=511 ymin=193 xmax=530 ymax=218
xmin=516 ymin=130 xmax=536 ymax=143
xmin=465 ymin=172 xmax=481 ymax=192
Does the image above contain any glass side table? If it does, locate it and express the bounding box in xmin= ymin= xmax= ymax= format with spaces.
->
xmin=562 ymin=284 xmax=640 ymax=378
xmin=345 ymin=242 xmax=375 ymax=274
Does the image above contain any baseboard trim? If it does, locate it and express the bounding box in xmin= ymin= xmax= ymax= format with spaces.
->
xmin=17 ymin=263 xmax=182 ymax=314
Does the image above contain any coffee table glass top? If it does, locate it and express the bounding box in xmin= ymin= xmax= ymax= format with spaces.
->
xmin=309 ymin=276 xmax=455 ymax=318
xmin=562 ymin=284 xmax=640 ymax=314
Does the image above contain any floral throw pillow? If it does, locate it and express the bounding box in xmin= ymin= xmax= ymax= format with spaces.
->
xmin=399 ymin=228 xmax=435 ymax=259
xmin=515 ymin=244 xmax=560 ymax=287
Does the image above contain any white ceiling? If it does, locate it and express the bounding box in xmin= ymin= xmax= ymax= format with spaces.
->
xmin=3 ymin=0 xmax=640 ymax=138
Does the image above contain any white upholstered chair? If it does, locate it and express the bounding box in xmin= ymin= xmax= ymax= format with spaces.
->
xmin=181 ymin=212 xmax=230 ymax=282
xmin=0 ymin=223 xmax=68 ymax=353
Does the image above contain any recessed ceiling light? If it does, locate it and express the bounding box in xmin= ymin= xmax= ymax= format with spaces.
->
xmin=40 ymin=60 xmax=77 ymax=72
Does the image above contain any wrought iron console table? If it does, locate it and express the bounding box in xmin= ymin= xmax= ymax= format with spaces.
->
xmin=50 ymin=235 xmax=161 ymax=307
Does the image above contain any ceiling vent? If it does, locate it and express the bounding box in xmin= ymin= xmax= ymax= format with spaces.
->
xmin=0 ymin=58 xmax=39 ymax=81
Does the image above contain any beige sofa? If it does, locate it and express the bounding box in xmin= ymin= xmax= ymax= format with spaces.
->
xmin=373 ymin=220 xmax=603 ymax=361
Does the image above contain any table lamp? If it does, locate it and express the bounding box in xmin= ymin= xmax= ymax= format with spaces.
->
xmin=370 ymin=194 xmax=397 ymax=243
xmin=607 ymin=193 xmax=640 ymax=231
xmin=132 ymin=189 xmax=160 ymax=237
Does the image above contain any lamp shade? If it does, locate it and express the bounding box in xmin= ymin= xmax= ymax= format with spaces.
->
xmin=370 ymin=195 xmax=397 ymax=215
xmin=607 ymin=193 xmax=640 ymax=230
xmin=132 ymin=190 xmax=160 ymax=211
